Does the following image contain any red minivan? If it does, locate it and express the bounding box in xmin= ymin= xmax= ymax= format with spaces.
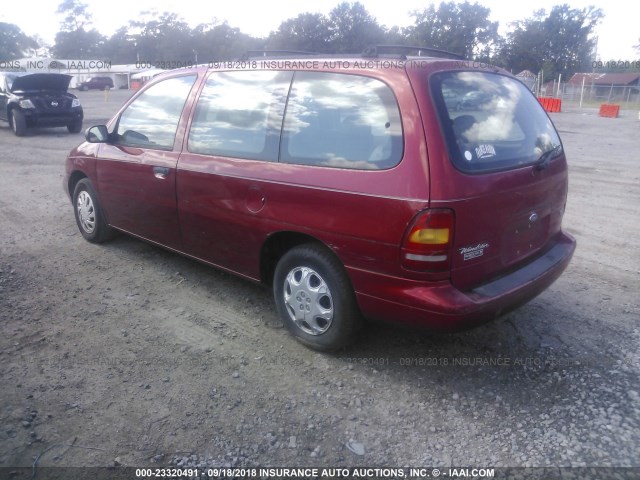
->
xmin=65 ymin=48 xmax=576 ymax=350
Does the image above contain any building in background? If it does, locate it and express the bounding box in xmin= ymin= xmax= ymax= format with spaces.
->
xmin=515 ymin=70 xmax=536 ymax=91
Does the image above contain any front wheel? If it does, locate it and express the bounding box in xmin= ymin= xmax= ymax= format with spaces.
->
xmin=73 ymin=179 xmax=114 ymax=243
xmin=67 ymin=120 xmax=83 ymax=133
xmin=11 ymin=109 xmax=27 ymax=136
xmin=273 ymin=244 xmax=362 ymax=351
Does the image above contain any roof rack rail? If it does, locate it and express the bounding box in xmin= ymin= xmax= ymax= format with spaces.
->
xmin=239 ymin=50 xmax=320 ymax=61
xmin=362 ymin=45 xmax=464 ymax=60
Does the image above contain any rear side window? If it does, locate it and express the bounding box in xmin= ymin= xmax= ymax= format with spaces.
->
xmin=281 ymin=72 xmax=403 ymax=170
xmin=116 ymin=75 xmax=196 ymax=150
xmin=188 ymin=71 xmax=292 ymax=161
xmin=431 ymin=71 xmax=561 ymax=173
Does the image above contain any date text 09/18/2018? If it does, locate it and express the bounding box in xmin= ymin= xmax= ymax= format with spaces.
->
xmin=135 ymin=467 xmax=496 ymax=478
xmin=134 ymin=59 xmax=508 ymax=71
xmin=592 ymin=60 xmax=640 ymax=69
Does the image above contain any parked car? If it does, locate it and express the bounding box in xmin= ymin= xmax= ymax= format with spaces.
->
xmin=77 ymin=76 xmax=114 ymax=91
xmin=455 ymin=90 xmax=494 ymax=111
xmin=0 ymin=72 xmax=83 ymax=136
xmin=64 ymin=47 xmax=576 ymax=351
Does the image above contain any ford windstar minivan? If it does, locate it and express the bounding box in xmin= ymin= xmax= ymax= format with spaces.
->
xmin=65 ymin=47 xmax=576 ymax=350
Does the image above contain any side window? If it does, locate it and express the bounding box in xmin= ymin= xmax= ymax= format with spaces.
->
xmin=188 ymin=70 xmax=292 ymax=161
xmin=281 ymin=72 xmax=403 ymax=170
xmin=115 ymin=75 xmax=196 ymax=150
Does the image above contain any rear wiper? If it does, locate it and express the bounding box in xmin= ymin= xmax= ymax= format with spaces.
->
xmin=534 ymin=144 xmax=563 ymax=171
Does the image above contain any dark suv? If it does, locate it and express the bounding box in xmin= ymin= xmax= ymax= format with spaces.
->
xmin=78 ymin=76 xmax=114 ymax=91
xmin=0 ymin=72 xmax=83 ymax=136
xmin=65 ymin=47 xmax=576 ymax=350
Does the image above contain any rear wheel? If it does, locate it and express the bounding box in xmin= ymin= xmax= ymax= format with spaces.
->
xmin=73 ymin=179 xmax=114 ymax=243
xmin=273 ymin=244 xmax=362 ymax=351
xmin=11 ymin=109 xmax=27 ymax=136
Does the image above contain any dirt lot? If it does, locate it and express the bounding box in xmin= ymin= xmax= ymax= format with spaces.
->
xmin=1 ymin=89 xmax=639 ymax=475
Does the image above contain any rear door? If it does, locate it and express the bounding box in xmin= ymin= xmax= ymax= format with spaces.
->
xmin=413 ymin=69 xmax=568 ymax=290
xmin=177 ymin=70 xmax=293 ymax=274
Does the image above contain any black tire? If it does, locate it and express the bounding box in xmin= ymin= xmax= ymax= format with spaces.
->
xmin=273 ymin=243 xmax=362 ymax=351
xmin=11 ymin=109 xmax=27 ymax=137
xmin=72 ymin=179 xmax=114 ymax=243
xmin=67 ymin=120 xmax=83 ymax=133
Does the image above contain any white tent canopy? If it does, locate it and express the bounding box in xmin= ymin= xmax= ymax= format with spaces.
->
xmin=131 ymin=69 xmax=166 ymax=81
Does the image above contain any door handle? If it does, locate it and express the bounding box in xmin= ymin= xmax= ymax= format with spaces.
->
xmin=153 ymin=166 xmax=170 ymax=179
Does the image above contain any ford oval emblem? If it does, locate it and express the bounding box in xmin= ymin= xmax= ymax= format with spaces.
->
xmin=529 ymin=212 xmax=539 ymax=223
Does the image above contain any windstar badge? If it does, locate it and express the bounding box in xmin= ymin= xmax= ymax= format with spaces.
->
xmin=460 ymin=242 xmax=490 ymax=261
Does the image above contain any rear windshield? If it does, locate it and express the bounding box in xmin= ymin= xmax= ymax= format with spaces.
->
xmin=431 ymin=71 xmax=561 ymax=173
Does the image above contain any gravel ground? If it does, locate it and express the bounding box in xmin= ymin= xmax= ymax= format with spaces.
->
xmin=0 ymin=90 xmax=639 ymax=476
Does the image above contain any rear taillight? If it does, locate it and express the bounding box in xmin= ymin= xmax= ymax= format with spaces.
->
xmin=401 ymin=209 xmax=455 ymax=272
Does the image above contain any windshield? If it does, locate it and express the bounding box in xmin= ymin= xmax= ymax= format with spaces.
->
xmin=5 ymin=73 xmax=19 ymax=91
xmin=431 ymin=71 xmax=562 ymax=173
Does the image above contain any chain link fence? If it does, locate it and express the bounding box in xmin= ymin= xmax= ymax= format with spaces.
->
xmin=538 ymin=82 xmax=640 ymax=110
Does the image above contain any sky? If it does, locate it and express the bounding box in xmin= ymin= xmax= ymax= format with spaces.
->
xmin=1 ymin=0 xmax=637 ymax=60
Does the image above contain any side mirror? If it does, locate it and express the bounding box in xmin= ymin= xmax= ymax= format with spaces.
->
xmin=86 ymin=125 xmax=109 ymax=143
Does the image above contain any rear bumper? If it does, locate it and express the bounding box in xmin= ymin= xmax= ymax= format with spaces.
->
xmin=350 ymin=232 xmax=576 ymax=331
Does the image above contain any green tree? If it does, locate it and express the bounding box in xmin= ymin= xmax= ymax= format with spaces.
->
xmin=129 ymin=11 xmax=195 ymax=63
xmin=101 ymin=27 xmax=138 ymax=64
xmin=194 ymin=21 xmax=262 ymax=61
xmin=407 ymin=1 xmax=499 ymax=59
xmin=267 ymin=13 xmax=332 ymax=53
xmin=327 ymin=2 xmax=386 ymax=53
xmin=497 ymin=9 xmax=547 ymax=73
xmin=56 ymin=0 xmax=93 ymax=31
xmin=53 ymin=0 xmax=105 ymax=58
xmin=501 ymin=5 xmax=603 ymax=78
xmin=267 ymin=5 xmax=407 ymax=54
xmin=52 ymin=28 xmax=105 ymax=60
xmin=0 ymin=22 xmax=39 ymax=60
xmin=383 ymin=26 xmax=409 ymax=46
xmin=53 ymin=29 xmax=105 ymax=59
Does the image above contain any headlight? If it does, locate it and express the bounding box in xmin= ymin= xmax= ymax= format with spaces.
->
xmin=72 ymin=98 xmax=81 ymax=108
xmin=19 ymin=99 xmax=35 ymax=109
